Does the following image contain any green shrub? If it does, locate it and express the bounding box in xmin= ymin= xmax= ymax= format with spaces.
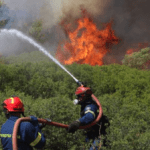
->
xmin=0 ymin=56 xmax=150 ymax=149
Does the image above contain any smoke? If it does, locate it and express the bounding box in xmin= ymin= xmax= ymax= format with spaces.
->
xmin=2 ymin=0 xmax=150 ymax=44
xmin=1 ymin=0 xmax=150 ymax=61
xmin=59 ymin=0 xmax=150 ymax=61
xmin=98 ymin=0 xmax=150 ymax=60
xmin=0 ymin=0 xmax=64 ymax=56
xmin=39 ymin=0 xmax=63 ymax=29
xmin=3 ymin=0 xmax=63 ymax=30
xmin=0 ymin=31 xmax=38 ymax=56
xmin=60 ymin=0 xmax=150 ymax=43
xmin=98 ymin=0 xmax=150 ymax=43
xmin=61 ymin=0 xmax=110 ymax=19
xmin=3 ymin=0 xmax=109 ymax=29
xmin=3 ymin=0 xmax=42 ymax=29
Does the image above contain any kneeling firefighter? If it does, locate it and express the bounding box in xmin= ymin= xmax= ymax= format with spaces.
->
xmin=67 ymin=86 xmax=110 ymax=150
xmin=0 ymin=96 xmax=46 ymax=150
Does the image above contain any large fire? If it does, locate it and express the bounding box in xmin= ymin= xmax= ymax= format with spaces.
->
xmin=56 ymin=10 xmax=119 ymax=66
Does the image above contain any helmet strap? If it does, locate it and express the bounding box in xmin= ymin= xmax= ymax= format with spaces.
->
xmin=22 ymin=112 xmax=25 ymax=117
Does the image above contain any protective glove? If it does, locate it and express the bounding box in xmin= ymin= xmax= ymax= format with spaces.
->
xmin=67 ymin=120 xmax=80 ymax=133
xmin=38 ymin=123 xmax=46 ymax=130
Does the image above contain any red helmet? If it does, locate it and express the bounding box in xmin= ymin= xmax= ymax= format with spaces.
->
xmin=75 ymin=86 xmax=92 ymax=101
xmin=3 ymin=96 xmax=24 ymax=113
xmin=75 ymin=86 xmax=92 ymax=95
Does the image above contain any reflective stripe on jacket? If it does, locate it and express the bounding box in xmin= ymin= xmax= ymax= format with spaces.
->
xmin=0 ymin=116 xmax=46 ymax=150
xmin=0 ymin=134 xmax=20 ymax=139
xmin=30 ymin=132 xmax=41 ymax=147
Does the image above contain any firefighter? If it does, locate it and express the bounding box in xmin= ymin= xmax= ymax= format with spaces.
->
xmin=0 ymin=96 xmax=46 ymax=150
xmin=67 ymin=86 xmax=110 ymax=150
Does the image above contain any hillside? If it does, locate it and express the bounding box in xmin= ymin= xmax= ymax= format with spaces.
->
xmin=1 ymin=1 xmax=150 ymax=149
xmin=0 ymin=57 xmax=150 ymax=149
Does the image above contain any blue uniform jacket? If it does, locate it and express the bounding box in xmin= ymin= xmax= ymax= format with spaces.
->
xmin=78 ymin=99 xmax=100 ymax=139
xmin=79 ymin=102 xmax=98 ymax=125
xmin=78 ymin=99 xmax=109 ymax=140
xmin=0 ymin=116 xmax=46 ymax=150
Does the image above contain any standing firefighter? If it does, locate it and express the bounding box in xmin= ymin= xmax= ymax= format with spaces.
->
xmin=0 ymin=96 xmax=46 ymax=150
xmin=67 ymin=86 xmax=110 ymax=150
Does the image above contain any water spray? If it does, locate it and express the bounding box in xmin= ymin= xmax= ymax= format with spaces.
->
xmin=0 ymin=29 xmax=79 ymax=83
xmin=0 ymin=29 xmax=103 ymax=150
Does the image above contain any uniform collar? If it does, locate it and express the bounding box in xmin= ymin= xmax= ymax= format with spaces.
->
xmin=8 ymin=115 xmax=19 ymax=121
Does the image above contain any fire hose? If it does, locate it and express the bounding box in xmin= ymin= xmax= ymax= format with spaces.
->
xmin=1 ymin=29 xmax=103 ymax=149
xmin=12 ymin=93 xmax=102 ymax=150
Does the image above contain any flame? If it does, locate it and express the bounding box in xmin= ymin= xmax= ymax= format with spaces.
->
xmin=56 ymin=10 xmax=119 ymax=66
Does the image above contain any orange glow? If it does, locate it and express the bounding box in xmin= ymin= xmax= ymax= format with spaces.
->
xmin=126 ymin=49 xmax=135 ymax=55
xmin=56 ymin=10 xmax=119 ymax=66
xmin=126 ymin=42 xmax=150 ymax=69
xmin=126 ymin=43 xmax=149 ymax=55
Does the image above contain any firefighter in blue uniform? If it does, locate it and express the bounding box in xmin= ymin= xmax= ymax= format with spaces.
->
xmin=67 ymin=86 xmax=110 ymax=150
xmin=0 ymin=96 xmax=46 ymax=150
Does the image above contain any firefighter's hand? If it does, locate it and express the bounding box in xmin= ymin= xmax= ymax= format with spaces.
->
xmin=67 ymin=120 xmax=80 ymax=133
xmin=38 ymin=123 xmax=46 ymax=130
xmin=39 ymin=118 xmax=51 ymax=129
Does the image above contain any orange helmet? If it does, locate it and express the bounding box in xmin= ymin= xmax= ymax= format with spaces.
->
xmin=74 ymin=86 xmax=92 ymax=104
xmin=2 ymin=96 xmax=24 ymax=113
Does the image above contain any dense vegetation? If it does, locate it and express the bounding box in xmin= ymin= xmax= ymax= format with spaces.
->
xmin=0 ymin=52 xmax=150 ymax=150
xmin=1 ymin=2 xmax=150 ymax=150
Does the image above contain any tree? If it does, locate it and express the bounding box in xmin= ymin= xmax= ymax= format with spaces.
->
xmin=0 ymin=1 xmax=12 ymax=29
xmin=29 ymin=20 xmax=47 ymax=43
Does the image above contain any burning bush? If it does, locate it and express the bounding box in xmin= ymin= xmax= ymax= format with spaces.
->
xmin=122 ymin=47 xmax=150 ymax=69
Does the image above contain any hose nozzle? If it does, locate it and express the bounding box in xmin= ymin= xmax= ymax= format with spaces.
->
xmin=77 ymin=81 xmax=83 ymax=86
xmin=76 ymin=81 xmax=87 ymax=87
